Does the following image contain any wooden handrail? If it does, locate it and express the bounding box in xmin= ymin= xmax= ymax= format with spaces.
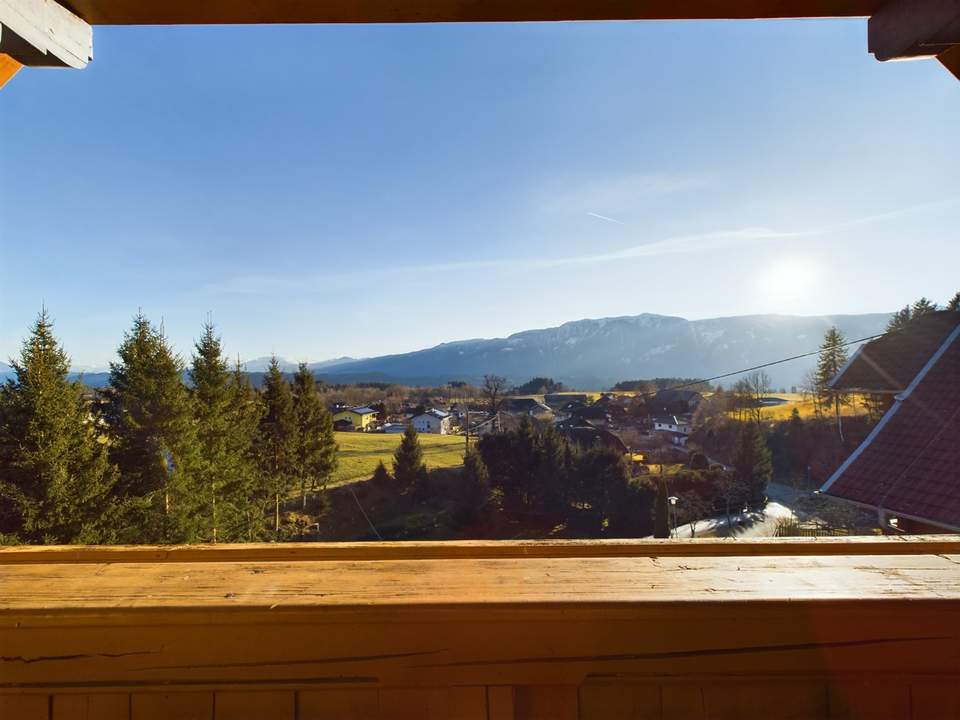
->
xmin=2 ymin=534 xmax=958 ymax=564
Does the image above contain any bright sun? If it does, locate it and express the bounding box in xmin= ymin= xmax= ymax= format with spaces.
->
xmin=760 ymin=256 xmax=818 ymax=304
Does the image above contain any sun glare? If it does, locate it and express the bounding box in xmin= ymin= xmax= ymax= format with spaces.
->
xmin=760 ymin=256 xmax=818 ymax=305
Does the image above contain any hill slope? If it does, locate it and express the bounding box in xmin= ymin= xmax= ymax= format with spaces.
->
xmin=316 ymin=313 xmax=891 ymax=389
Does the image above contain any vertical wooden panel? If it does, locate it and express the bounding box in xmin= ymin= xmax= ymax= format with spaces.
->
xmin=661 ymin=685 xmax=704 ymax=720
xmin=488 ymin=686 xmax=515 ymax=720
xmin=0 ymin=695 xmax=49 ymax=719
xmin=131 ymin=692 xmax=213 ymax=720
xmin=579 ymin=684 xmax=660 ymax=719
xmin=53 ymin=694 xmax=128 ymax=720
xmin=215 ymin=691 xmax=294 ymax=720
xmin=702 ymin=682 xmax=827 ymax=720
xmin=299 ymin=688 xmax=380 ymax=720
xmin=513 ymin=685 xmax=577 ymax=720
xmin=379 ymin=687 xmax=486 ymax=720
xmin=829 ymin=680 xmax=910 ymax=720
xmin=910 ymin=680 xmax=960 ymax=720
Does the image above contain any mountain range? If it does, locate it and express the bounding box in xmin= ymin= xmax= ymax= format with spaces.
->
xmin=312 ymin=312 xmax=891 ymax=389
xmin=1 ymin=312 xmax=892 ymax=390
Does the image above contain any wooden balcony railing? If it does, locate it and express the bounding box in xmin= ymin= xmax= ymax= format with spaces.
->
xmin=2 ymin=536 xmax=959 ymax=719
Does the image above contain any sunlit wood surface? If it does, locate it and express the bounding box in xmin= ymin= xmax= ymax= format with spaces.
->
xmin=2 ymin=537 xmax=959 ymax=718
xmin=62 ymin=0 xmax=884 ymax=25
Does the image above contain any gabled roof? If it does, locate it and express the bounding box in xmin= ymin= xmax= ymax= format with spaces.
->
xmin=831 ymin=311 xmax=960 ymax=393
xmin=341 ymin=406 xmax=376 ymax=415
xmin=415 ymin=409 xmax=450 ymax=420
xmin=821 ymin=321 xmax=960 ymax=531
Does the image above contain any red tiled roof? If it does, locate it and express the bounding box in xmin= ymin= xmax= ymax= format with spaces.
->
xmin=821 ymin=323 xmax=960 ymax=530
xmin=831 ymin=312 xmax=960 ymax=393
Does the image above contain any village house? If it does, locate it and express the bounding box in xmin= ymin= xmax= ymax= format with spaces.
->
xmin=502 ymin=397 xmax=555 ymax=420
xmin=412 ymin=409 xmax=452 ymax=434
xmin=649 ymin=388 xmax=703 ymax=416
xmin=652 ymin=415 xmax=692 ymax=446
xmin=331 ymin=406 xmax=378 ymax=432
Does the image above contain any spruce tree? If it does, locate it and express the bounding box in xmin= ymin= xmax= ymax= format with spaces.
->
xmin=292 ymin=363 xmax=338 ymax=509
xmin=371 ymin=459 xmax=391 ymax=484
xmin=948 ymin=291 xmax=960 ymax=312
xmin=256 ymin=357 xmax=298 ymax=534
xmin=224 ymin=358 xmax=265 ymax=541
xmin=0 ymin=310 xmax=118 ymax=543
xmin=393 ymin=425 xmax=427 ymax=491
xmin=189 ymin=322 xmax=263 ymax=542
xmin=462 ymin=446 xmax=489 ymax=504
xmin=732 ymin=422 xmax=772 ymax=506
xmin=815 ymin=326 xmax=849 ymax=442
xmin=102 ymin=312 xmax=199 ymax=543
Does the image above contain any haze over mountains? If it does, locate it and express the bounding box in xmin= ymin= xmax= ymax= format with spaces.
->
xmin=311 ymin=313 xmax=890 ymax=389
xmin=2 ymin=313 xmax=892 ymax=389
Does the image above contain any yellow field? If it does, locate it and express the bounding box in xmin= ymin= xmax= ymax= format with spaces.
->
xmin=735 ymin=393 xmax=869 ymax=421
xmin=330 ymin=431 xmax=466 ymax=487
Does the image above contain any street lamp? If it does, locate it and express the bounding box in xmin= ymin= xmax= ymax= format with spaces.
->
xmin=668 ymin=495 xmax=679 ymax=538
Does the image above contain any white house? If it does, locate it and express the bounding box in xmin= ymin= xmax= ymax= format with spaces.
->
xmin=412 ymin=409 xmax=452 ymax=435
xmin=653 ymin=416 xmax=692 ymax=446
xmin=381 ymin=423 xmax=408 ymax=434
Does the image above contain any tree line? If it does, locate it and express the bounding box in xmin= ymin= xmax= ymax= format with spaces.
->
xmin=0 ymin=311 xmax=337 ymax=544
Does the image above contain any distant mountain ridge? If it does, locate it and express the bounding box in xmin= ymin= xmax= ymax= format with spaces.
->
xmin=3 ymin=313 xmax=893 ymax=390
xmin=312 ymin=313 xmax=891 ymax=389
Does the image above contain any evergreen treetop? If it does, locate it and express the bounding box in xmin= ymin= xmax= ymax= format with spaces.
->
xmin=0 ymin=310 xmax=117 ymax=543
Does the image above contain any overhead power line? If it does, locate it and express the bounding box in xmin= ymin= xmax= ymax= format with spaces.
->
xmin=637 ymin=331 xmax=890 ymax=397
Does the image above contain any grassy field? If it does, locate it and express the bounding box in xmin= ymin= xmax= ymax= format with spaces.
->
xmin=743 ymin=392 xmax=869 ymax=421
xmin=330 ymin=431 xmax=466 ymax=487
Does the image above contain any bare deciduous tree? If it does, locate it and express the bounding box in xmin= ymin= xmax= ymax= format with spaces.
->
xmin=481 ymin=374 xmax=507 ymax=416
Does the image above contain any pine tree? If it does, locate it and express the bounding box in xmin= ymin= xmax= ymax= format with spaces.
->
xmin=462 ymin=446 xmax=489 ymax=505
xmin=223 ymin=358 xmax=265 ymax=541
xmin=911 ymin=297 xmax=939 ymax=317
xmin=815 ymin=326 xmax=849 ymax=442
xmin=0 ymin=310 xmax=118 ymax=543
xmin=948 ymin=291 xmax=960 ymax=312
xmin=886 ymin=306 xmax=913 ymax=332
xmin=393 ymin=425 xmax=427 ymax=491
xmin=102 ymin=312 xmax=199 ymax=542
xmin=371 ymin=460 xmax=391 ymax=484
xmin=189 ymin=322 xmax=264 ymax=542
xmin=732 ymin=422 xmax=772 ymax=506
xmin=256 ymin=357 xmax=298 ymax=535
xmin=292 ymin=364 xmax=338 ymax=509
xmin=887 ymin=297 xmax=941 ymax=332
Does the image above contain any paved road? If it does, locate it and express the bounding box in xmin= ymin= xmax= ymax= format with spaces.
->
xmin=670 ymin=482 xmax=807 ymax=539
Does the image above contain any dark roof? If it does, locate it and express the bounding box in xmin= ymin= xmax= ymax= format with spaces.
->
xmin=654 ymin=388 xmax=703 ymax=403
xmin=561 ymin=425 xmax=629 ymax=454
xmin=821 ymin=322 xmax=960 ymax=531
xmin=831 ymin=311 xmax=960 ymax=393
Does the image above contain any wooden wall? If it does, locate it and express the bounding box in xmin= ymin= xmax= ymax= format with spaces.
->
xmin=2 ymin=538 xmax=959 ymax=719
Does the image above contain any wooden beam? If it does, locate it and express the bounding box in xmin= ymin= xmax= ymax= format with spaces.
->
xmin=59 ymin=0 xmax=884 ymax=25
xmin=0 ymin=0 xmax=91 ymax=67
xmin=868 ymin=0 xmax=960 ymax=60
xmin=1 ymin=535 xmax=958 ymax=564
xmin=0 ymin=51 xmax=20 ymax=86
xmin=941 ymin=43 xmax=960 ymax=78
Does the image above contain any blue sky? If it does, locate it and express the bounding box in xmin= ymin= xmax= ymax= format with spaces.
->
xmin=1 ymin=19 xmax=958 ymax=368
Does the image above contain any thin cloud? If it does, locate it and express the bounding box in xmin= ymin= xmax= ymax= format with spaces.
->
xmin=204 ymin=196 xmax=957 ymax=296
xmin=587 ymin=212 xmax=626 ymax=225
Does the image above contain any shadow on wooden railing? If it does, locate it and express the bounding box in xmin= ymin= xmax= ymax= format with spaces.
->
xmin=1 ymin=536 xmax=959 ymax=719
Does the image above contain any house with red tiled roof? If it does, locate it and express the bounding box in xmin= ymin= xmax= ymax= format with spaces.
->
xmin=820 ymin=311 xmax=960 ymax=533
